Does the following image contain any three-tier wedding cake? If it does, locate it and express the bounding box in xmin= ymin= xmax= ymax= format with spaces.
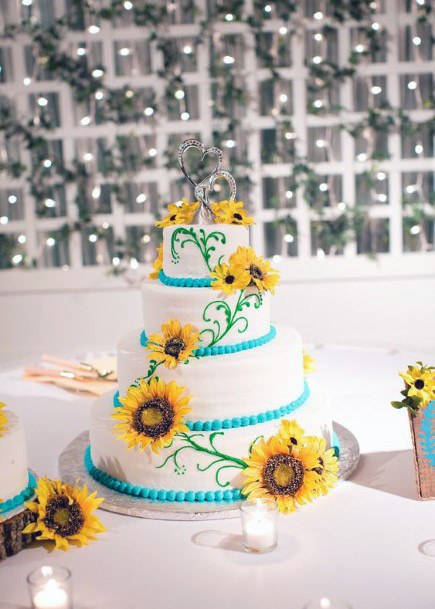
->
xmin=86 ymin=141 xmax=338 ymax=510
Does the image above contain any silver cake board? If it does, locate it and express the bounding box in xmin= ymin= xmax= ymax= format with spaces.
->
xmin=58 ymin=422 xmax=359 ymax=521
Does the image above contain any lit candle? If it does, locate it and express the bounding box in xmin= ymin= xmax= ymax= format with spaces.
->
xmin=240 ymin=499 xmax=278 ymax=553
xmin=33 ymin=580 xmax=68 ymax=609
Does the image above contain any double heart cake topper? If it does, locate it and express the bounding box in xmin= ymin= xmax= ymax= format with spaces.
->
xmin=177 ymin=139 xmax=237 ymax=224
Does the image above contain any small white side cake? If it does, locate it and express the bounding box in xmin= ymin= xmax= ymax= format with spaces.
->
xmin=0 ymin=411 xmax=29 ymax=502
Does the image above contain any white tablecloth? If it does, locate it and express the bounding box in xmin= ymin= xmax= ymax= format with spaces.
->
xmin=1 ymin=345 xmax=434 ymax=609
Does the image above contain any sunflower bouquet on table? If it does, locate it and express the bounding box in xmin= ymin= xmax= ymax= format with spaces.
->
xmin=391 ymin=362 xmax=435 ymax=413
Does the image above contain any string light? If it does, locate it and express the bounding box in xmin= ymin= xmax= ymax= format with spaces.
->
xmin=46 ymin=237 xmax=56 ymax=247
xmin=312 ymin=56 xmax=322 ymax=64
xmin=144 ymin=106 xmax=154 ymax=116
xmin=377 ymin=171 xmax=386 ymax=180
xmin=141 ymin=234 xmax=151 ymax=243
xmin=183 ymin=45 xmax=192 ymax=55
xmin=77 ymin=47 xmax=86 ymax=56
xmin=406 ymin=184 xmax=417 ymax=194
xmin=0 ymin=216 xmax=9 ymax=225
xmin=12 ymin=254 xmax=23 ymax=264
xmin=112 ymin=256 xmax=120 ymax=266
xmin=279 ymin=26 xmax=288 ymax=35
xmin=175 ymin=89 xmax=185 ymax=100
xmin=313 ymin=11 xmax=323 ymax=20
xmin=407 ymin=80 xmax=417 ymax=90
xmin=410 ymin=225 xmax=421 ymax=235
xmin=136 ymin=193 xmax=147 ymax=203
xmin=45 ymin=198 xmax=56 ymax=208
xmin=338 ymin=202 xmax=346 ymax=211
xmin=416 ymin=0 xmax=425 ymax=5
xmin=371 ymin=85 xmax=382 ymax=95
xmin=284 ymin=233 xmax=294 ymax=243
xmin=92 ymin=186 xmax=101 ymax=199
xmin=225 ymin=13 xmax=234 ymax=21
xmin=285 ymin=190 xmax=293 ymax=199
xmin=279 ymin=93 xmax=288 ymax=103
xmin=125 ymin=89 xmax=134 ymax=98
xmin=124 ymin=1 xmax=133 ymax=9
xmin=412 ymin=36 xmax=421 ymax=46
xmin=37 ymin=96 xmax=48 ymax=107
xmin=80 ymin=116 xmax=91 ymax=126
xmin=8 ymin=195 xmax=17 ymax=204
xmin=43 ymin=159 xmax=52 ymax=168
xmin=102 ymin=222 xmax=110 ymax=229
xmin=316 ymin=248 xmax=326 ymax=259
xmin=130 ymin=257 xmax=139 ymax=270
xmin=264 ymin=5 xmax=272 ymax=13
xmin=285 ymin=131 xmax=296 ymax=140
xmin=88 ymin=234 xmax=97 ymax=243
xmin=83 ymin=152 xmax=93 ymax=161
xmin=223 ymin=55 xmax=235 ymax=65
xmin=371 ymin=22 xmax=380 ymax=31
xmin=23 ymin=77 xmax=31 ymax=85
xmin=354 ymin=44 xmax=365 ymax=53
xmin=119 ymin=47 xmax=131 ymax=56
xmin=149 ymin=147 xmax=157 ymax=156
xmin=357 ymin=152 xmax=368 ymax=162
xmin=319 ymin=182 xmax=328 ymax=192
xmin=92 ymin=68 xmax=104 ymax=78
xmin=88 ymin=25 xmax=100 ymax=34
xmin=314 ymin=33 xmax=323 ymax=42
xmin=313 ymin=99 xmax=323 ymax=108
xmin=180 ymin=111 xmax=190 ymax=120
xmin=272 ymin=254 xmax=282 ymax=263
xmin=18 ymin=234 xmax=26 ymax=244
xmin=415 ymin=143 xmax=423 ymax=154
xmin=22 ymin=0 xmax=32 ymax=5
xmin=316 ymin=139 xmax=326 ymax=148
xmin=377 ymin=193 xmax=387 ymax=202
xmin=95 ymin=90 xmax=104 ymax=100
xmin=225 ymin=139 xmax=236 ymax=148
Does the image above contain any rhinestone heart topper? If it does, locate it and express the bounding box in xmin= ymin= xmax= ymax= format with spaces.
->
xmin=177 ymin=138 xmax=237 ymax=224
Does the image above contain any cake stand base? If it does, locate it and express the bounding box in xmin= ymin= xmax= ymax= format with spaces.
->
xmin=58 ymin=422 xmax=359 ymax=521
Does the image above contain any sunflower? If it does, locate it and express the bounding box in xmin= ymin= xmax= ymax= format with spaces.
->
xmin=229 ymin=246 xmax=280 ymax=294
xmin=147 ymin=319 xmax=200 ymax=369
xmin=113 ymin=377 xmax=191 ymax=453
xmin=210 ymin=262 xmax=251 ymax=295
xmin=399 ymin=364 xmax=435 ymax=407
xmin=305 ymin=436 xmax=339 ymax=496
xmin=211 ymin=200 xmax=255 ymax=226
xmin=0 ymin=402 xmax=7 ymax=437
xmin=155 ymin=199 xmax=200 ymax=228
xmin=149 ymin=244 xmax=163 ymax=280
xmin=23 ymin=477 xmax=105 ymax=551
xmin=278 ymin=419 xmax=306 ymax=448
xmin=241 ymin=435 xmax=319 ymax=513
xmin=303 ymin=351 xmax=316 ymax=374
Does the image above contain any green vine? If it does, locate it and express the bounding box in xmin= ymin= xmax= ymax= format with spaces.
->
xmin=200 ymin=289 xmax=263 ymax=347
xmin=156 ymin=431 xmax=246 ymax=487
xmin=170 ymin=227 xmax=226 ymax=272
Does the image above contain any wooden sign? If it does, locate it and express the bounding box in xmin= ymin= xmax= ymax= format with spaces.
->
xmin=0 ymin=508 xmax=36 ymax=560
xmin=409 ymin=401 xmax=435 ymax=500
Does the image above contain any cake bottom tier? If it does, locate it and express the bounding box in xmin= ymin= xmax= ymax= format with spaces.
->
xmin=0 ymin=411 xmax=30 ymax=505
xmin=88 ymin=383 xmax=333 ymax=501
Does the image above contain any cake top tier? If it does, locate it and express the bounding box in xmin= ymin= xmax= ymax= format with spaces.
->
xmin=162 ymin=223 xmax=249 ymax=279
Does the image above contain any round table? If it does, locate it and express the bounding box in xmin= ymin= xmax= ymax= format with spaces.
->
xmin=1 ymin=344 xmax=434 ymax=609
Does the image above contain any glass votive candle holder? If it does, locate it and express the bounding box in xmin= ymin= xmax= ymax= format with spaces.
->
xmin=27 ymin=566 xmax=72 ymax=609
xmin=240 ymin=498 xmax=278 ymax=553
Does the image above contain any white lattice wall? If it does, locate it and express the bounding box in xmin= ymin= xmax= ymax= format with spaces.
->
xmin=0 ymin=0 xmax=434 ymax=287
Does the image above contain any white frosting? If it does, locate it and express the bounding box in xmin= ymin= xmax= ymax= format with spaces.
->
xmin=163 ymin=224 xmax=249 ymax=278
xmin=117 ymin=325 xmax=304 ymax=420
xmin=90 ymin=381 xmax=332 ymax=493
xmin=142 ymin=280 xmax=270 ymax=347
xmin=0 ymin=410 xmax=29 ymax=502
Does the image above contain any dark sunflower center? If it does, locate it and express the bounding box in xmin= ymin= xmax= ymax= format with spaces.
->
xmin=414 ymin=379 xmax=425 ymax=390
xmin=225 ymin=275 xmax=235 ymax=285
xmin=170 ymin=214 xmax=177 ymax=221
xmin=249 ymin=264 xmax=264 ymax=280
xmin=164 ymin=337 xmax=185 ymax=358
xmin=133 ymin=398 xmax=174 ymax=439
xmin=263 ymin=454 xmax=304 ymax=496
xmin=43 ymin=495 xmax=84 ymax=538
xmin=233 ymin=213 xmax=243 ymax=221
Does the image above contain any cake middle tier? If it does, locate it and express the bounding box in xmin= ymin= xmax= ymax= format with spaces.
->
xmin=142 ymin=279 xmax=270 ymax=348
xmin=117 ymin=325 xmax=305 ymax=421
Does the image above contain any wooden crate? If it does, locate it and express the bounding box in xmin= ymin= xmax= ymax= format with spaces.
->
xmin=0 ymin=508 xmax=37 ymax=560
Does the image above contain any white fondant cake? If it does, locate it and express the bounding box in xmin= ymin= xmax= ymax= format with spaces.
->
xmin=0 ymin=410 xmax=29 ymax=503
xmin=89 ymin=214 xmax=335 ymax=502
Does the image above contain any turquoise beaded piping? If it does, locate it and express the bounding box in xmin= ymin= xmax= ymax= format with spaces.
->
xmin=140 ymin=325 xmax=276 ymax=357
xmin=84 ymin=446 xmax=242 ymax=503
xmin=158 ymin=270 xmax=212 ymax=288
xmin=113 ymin=380 xmax=310 ymax=432
xmin=0 ymin=471 xmax=36 ymax=514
